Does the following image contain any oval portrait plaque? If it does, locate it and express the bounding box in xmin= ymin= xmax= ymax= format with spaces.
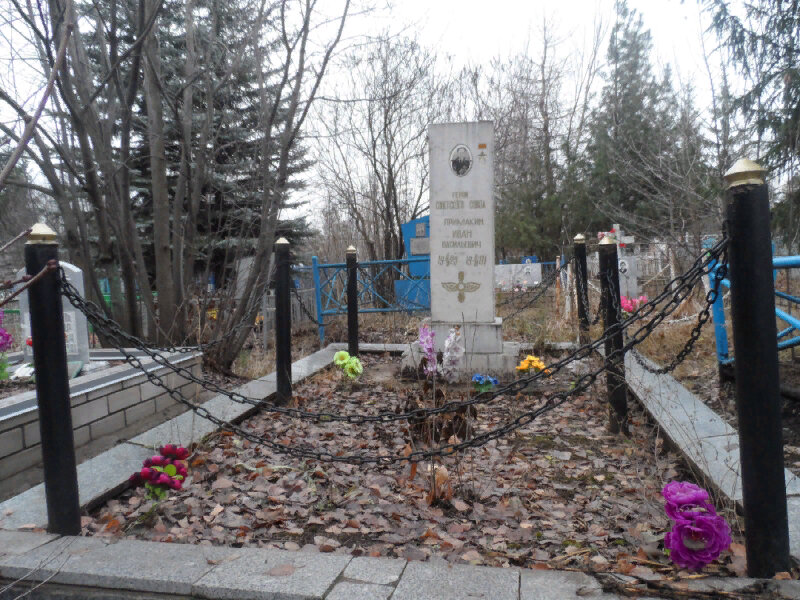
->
xmin=449 ymin=144 xmax=472 ymax=177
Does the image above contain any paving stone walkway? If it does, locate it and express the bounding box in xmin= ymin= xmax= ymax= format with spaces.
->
xmin=3 ymin=530 xmax=800 ymax=599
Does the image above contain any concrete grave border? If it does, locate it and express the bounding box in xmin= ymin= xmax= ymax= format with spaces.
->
xmin=0 ymin=350 xmax=202 ymax=483
xmin=625 ymin=350 xmax=800 ymax=561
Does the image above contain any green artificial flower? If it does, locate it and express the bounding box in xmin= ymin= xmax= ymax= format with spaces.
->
xmin=333 ymin=350 xmax=350 ymax=366
xmin=343 ymin=356 xmax=363 ymax=379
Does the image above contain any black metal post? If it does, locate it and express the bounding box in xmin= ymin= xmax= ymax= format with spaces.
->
xmin=574 ymin=234 xmax=589 ymax=338
xmin=25 ymin=224 xmax=81 ymax=535
xmin=274 ymin=237 xmax=292 ymax=405
xmin=725 ymin=159 xmax=790 ymax=577
xmin=599 ymin=237 xmax=628 ymax=435
xmin=346 ymin=246 xmax=359 ymax=356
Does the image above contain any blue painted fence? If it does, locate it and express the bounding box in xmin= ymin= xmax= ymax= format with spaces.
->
xmin=308 ymin=256 xmax=430 ymax=343
xmin=709 ymin=251 xmax=800 ymax=365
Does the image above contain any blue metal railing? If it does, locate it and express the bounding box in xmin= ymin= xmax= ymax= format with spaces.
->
xmin=709 ymin=250 xmax=800 ymax=365
xmin=310 ymin=256 xmax=430 ymax=343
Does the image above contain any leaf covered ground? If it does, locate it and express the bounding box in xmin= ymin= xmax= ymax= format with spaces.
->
xmin=87 ymin=353 xmax=748 ymax=578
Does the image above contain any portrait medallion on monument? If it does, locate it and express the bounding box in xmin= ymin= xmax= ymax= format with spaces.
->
xmin=449 ymin=144 xmax=472 ymax=176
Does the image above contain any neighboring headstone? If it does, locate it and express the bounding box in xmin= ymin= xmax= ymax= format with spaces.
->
xmin=412 ymin=121 xmax=517 ymax=374
xmin=494 ymin=263 xmax=543 ymax=291
xmin=18 ymin=261 xmax=90 ymax=366
xmin=617 ymin=254 xmax=639 ymax=298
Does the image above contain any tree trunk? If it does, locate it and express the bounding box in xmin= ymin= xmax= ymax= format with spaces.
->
xmin=142 ymin=0 xmax=175 ymax=343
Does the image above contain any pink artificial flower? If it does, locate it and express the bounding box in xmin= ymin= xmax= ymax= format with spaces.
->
xmin=140 ymin=467 xmax=154 ymax=480
xmin=175 ymin=447 xmax=189 ymax=460
xmin=161 ymin=444 xmax=176 ymax=456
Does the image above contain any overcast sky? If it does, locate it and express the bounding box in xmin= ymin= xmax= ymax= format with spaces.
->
xmin=297 ymin=0 xmax=718 ymax=223
xmin=376 ymin=0 xmax=709 ymax=79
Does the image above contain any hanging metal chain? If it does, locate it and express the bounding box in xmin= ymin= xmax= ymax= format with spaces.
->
xmin=629 ymin=244 xmax=728 ymax=375
xmin=574 ymin=264 xmax=604 ymax=326
xmin=291 ymin=287 xmax=324 ymax=326
xmin=83 ymin=237 xmax=727 ymax=465
xmin=58 ymin=236 xmax=727 ymax=430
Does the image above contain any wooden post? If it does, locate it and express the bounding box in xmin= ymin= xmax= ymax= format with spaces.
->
xmin=274 ymin=237 xmax=292 ymax=405
xmin=599 ymin=236 xmax=628 ymax=435
xmin=26 ymin=223 xmax=81 ymax=535
xmin=346 ymin=246 xmax=359 ymax=356
xmin=724 ymin=158 xmax=790 ymax=577
xmin=574 ymin=234 xmax=589 ymax=340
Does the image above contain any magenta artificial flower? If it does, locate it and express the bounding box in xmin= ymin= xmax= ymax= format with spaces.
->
xmin=664 ymin=513 xmax=731 ymax=571
xmin=663 ymin=481 xmax=709 ymax=509
xmin=0 ymin=327 xmax=12 ymax=353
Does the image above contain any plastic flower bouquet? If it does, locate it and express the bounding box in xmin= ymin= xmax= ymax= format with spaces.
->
xmin=662 ymin=481 xmax=731 ymax=571
xmin=620 ymin=294 xmax=648 ymax=316
xmin=441 ymin=327 xmax=464 ymax=383
xmin=516 ymin=354 xmax=550 ymax=375
xmin=130 ymin=445 xmax=189 ymax=501
xmin=471 ymin=373 xmax=498 ymax=393
xmin=332 ymin=350 xmax=363 ymax=380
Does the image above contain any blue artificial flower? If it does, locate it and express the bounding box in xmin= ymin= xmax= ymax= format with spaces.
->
xmin=488 ymin=376 xmax=499 ymax=386
xmin=472 ymin=374 xmax=485 ymax=385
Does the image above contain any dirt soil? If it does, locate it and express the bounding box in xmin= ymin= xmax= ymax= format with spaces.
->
xmin=86 ymin=353 xmax=749 ymax=579
xmin=0 ymin=377 xmax=35 ymax=400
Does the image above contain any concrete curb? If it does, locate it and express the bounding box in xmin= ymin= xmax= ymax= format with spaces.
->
xmin=0 ymin=346 xmax=339 ymax=530
xmin=625 ymin=350 xmax=800 ymax=560
xmin=3 ymin=531 xmax=799 ymax=599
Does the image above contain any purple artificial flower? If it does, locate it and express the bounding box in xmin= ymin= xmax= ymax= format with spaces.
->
xmin=662 ymin=481 xmax=715 ymax=521
xmin=664 ymin=512 xmax=731 ymax=571
xmin=418 ymin=324 xmax=438 ymax=377
xmin=0 ymin=327 xmax=12 ymax=353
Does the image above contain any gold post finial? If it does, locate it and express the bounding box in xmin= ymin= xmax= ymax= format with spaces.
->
xmin=724 ymin=158 xmax=767 ymax=189
xmin=275 ymin=237 xmax=289 ymax=245
xmin=573 ymin=234 xmax=586 ymax=244
xmin=599 ymin=235 xmax=615 ymax=245
xmin=346 ymin=245 xmax=356 ymax=254
xmin=27 ymin=223 xmax=57 ymax=244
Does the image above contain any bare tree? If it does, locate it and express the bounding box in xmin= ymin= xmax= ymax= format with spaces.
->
xmin=314 ymin=34 xmax=447 ymax=262
xmin=0 ymin=0 xmax=352 ymax=370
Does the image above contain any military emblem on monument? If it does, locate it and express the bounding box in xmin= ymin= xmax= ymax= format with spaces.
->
xmin=442 ymin=271 xmax=481 ymax=302
xmin=449 ymin=144 xmax=472 ymax=176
